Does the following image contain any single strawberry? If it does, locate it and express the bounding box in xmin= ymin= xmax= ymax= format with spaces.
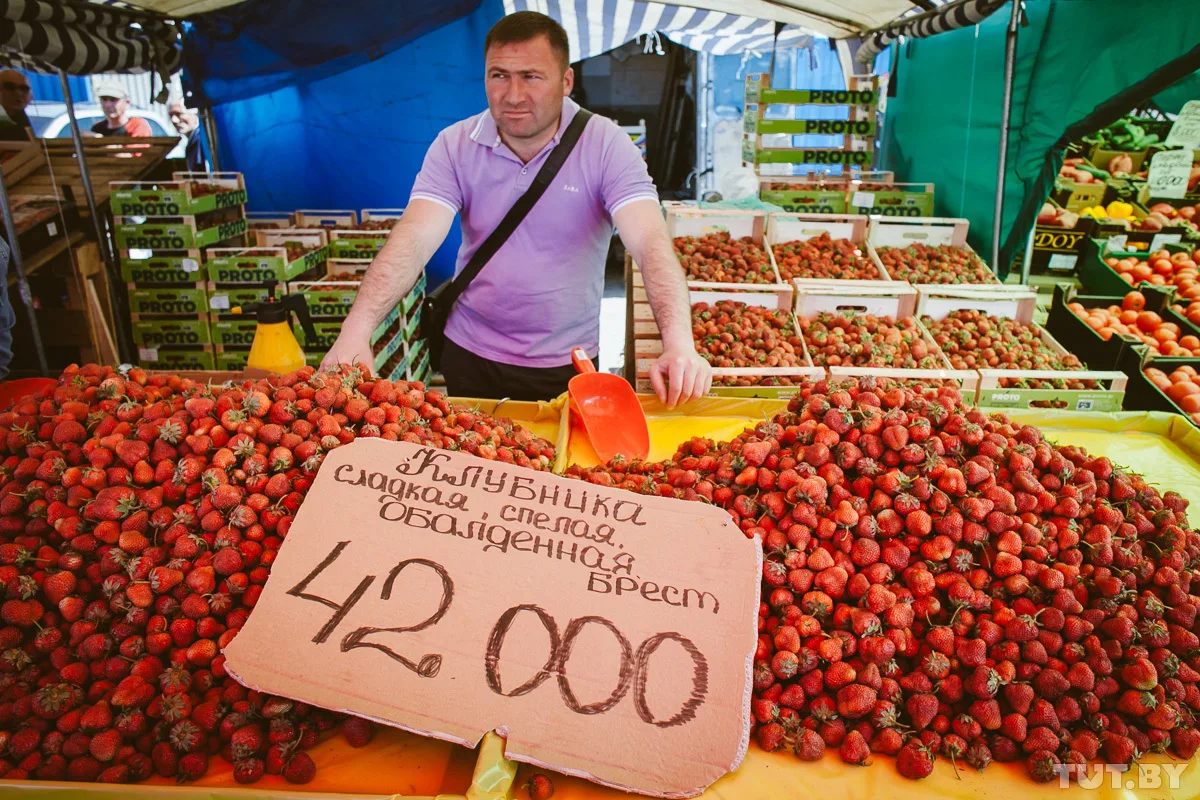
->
xmin=896 ymin=741 xmax=935 ymax=780
xmin=234 ymin=758 xmax=265 ymax=784
xmin=839 ymin=730 xmax=870 ymax=765
xmin=342 ymin=716 xmax=375 ymax=748
xmin=283 ymin=751 xmax=316 ymax=784
xmin=793 ymin=728 xmax=825 ymax=761
xmin=526 ymin=773 xmax=555 ymax=800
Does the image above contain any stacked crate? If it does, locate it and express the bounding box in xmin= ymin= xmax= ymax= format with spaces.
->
xmin=289 ymin=264 xmax=427 ymax=381
xmin=327 ymin=209 xmax=404 ymax=262
xmin=206 ymin=228 xmax=330 ymax=370
xmin=111 ymin=172 xmax=249 ymax=371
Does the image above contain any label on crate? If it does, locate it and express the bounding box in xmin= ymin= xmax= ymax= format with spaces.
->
xmin=1147 ymin=149 xmax=1192 ymax=200
xmin=1033 ymin=228 xmax=1088 ymax=254
xmin=123 ymin=259 xmax=194 ymax=283
xmin=183 ymin=258 xmax=200 ymax=273
xmin=223 ymin=439 xmax=761 ymax=798
xmin=138 ymin=347 xmax=159 ymax=362
xmin=749 ymin=148 xmax=873 ymax=166
xmin=749 ymin=118 xmax=876 ymax=137
xmin=1108 ymin=235 xmax=1128 ymax=250
xmin=1165 ymin=101 xmax=1200 ymax=149
xmin=1048 ymin=253 xmax=1078 ymax=271
xmin=850 ymin=191 xmax=875 ymax=209
xmin=1150 ymin=233 xmax=1184 ymax=251
xmin=130 ymin=289 xmax=207 ymax=315
xmin=210 ymin=295 xmax=231 ymax=310
xmin=851 ymin=190 xmax=935 ymax=217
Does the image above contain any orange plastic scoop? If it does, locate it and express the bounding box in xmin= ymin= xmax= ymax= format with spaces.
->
xmin=568 ymin=347 xmax=650 ymax=463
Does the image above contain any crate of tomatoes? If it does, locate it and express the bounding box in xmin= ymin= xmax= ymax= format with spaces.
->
xmin=918 ymin=286 xmax=1127 ymax=411
xmin=1077 ymin=237 xmax=1198 ymax=297
xmin=765 ymin=213 xmax=891 ymax=283
xmin=868 ymin=217 xmax=1000 ymax=287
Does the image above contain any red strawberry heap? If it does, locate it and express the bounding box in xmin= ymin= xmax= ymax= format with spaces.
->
xmin=567 ymin=376 xmax=1200 ymax=783
xmin=0 ymin=363 xmax=554 ymax=785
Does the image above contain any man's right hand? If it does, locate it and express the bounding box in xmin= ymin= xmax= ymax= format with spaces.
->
xmin=320 ymin=331 xmax=373 ymax=373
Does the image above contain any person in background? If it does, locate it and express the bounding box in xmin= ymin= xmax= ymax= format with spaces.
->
xmin=0 ymin=70 xmax=33 ymax=141
xmin=169 ymin=97 xmax=211 ymax=172
xmin=91 ymin=84 xmax=151 ymax=137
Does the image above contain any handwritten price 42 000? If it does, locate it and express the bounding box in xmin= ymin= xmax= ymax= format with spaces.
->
xmin=287 ymin=540 xmax=710 ymax=728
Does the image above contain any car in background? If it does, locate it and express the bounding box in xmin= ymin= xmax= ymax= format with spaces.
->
xmin=24 ymin=102 xmax=185 ymax=158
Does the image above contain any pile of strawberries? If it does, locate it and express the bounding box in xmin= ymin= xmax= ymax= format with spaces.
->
xmin=568 ymin=376 xmax=1200 ymax=783
xmin=874 ymin=245 xmax=997 ymax=285
xmin=713 ymin=376 xmax=803 ymax=388
xmin=0 ymin=363 xmax=554 ymax=786
xmin=693 ymin=301 xmax=808 ymax=370
xmin=772 ymin=234 xmax=881 ymax=282
xmin=674 ymin=233 xmax=777 ymax=284
xmin=800 ymin=314 xmax=944 ymax=370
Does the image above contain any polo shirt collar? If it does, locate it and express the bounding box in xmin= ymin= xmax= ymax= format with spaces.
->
xmin=471 ymin=96 xmax=580 ymax=151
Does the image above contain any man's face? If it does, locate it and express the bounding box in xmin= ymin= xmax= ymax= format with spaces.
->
xmin=100 ymin=96 xmax=128 ymax=121
xmin=485 ymin=35 xmax=572 ymax=142
xmin=169 ymin=103 xmax=198 ymax=135
xmin=0 ymin=73 xmax=31 ymax=112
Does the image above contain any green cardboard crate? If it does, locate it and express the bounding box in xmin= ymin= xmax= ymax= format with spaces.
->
xmin=136 ymin=346 xmax=216 ymax=372
xmin=128 ymin=286 xmax=209 ymax=316
xmin=209 ymin=316 xmax=259 ymax=348
xmin=109 ymin=173 xmax=246 ymax=216
xmin=132 ymin=318 xmax=212 ymax=348
xmin=214 ymin=349 xmax=250 ymax=372
xmin=849 ymin=185 xmax=935 ymax=218
xmin=759 ymin=189 xmax=847 ymax=214
xmin=121 ymin=254 xmax=205 ymax=283
xmin=1077 ymin=237 xmax=1195 ymax=296
xmin=206 ymin=245 xmax=328 ymax=283
xmin=207 ymin=286 xmax=270 ymax=314
xmin=329 ymin=231 xmax=389 ymax=259
xmin=400 ymin=275 xmax=426 ymax=317
xmin=114 ymin=214 xmax=248 ymax=249
xmin=295 ymin=280 xmax=358 ymax=318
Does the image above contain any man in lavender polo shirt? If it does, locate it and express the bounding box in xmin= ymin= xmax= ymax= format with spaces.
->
xmin=323 ymin=11 xmax=710 ymax=406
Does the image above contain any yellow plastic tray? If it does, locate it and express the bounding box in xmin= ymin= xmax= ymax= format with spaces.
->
xmin=6 ymin=399 xmax=1200 ymax=799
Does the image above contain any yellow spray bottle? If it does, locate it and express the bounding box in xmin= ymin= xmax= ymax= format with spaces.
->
xmin=230 ymin=279 xmax=318 ymax=375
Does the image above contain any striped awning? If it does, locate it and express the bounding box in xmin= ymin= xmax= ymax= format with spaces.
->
xmin=0 ymin=0 xmax=182 ymax=78
xmin=502 ymin=0 xmax=817 ymax=60
xmin=855 ymin=0 xmax=1008 ymax=63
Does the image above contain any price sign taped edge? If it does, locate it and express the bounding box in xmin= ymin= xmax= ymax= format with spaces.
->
xmin=1147 ymin=149 xmax=1193 ymax=200
xmin=223 ymin=438 xmax=762 ymax=798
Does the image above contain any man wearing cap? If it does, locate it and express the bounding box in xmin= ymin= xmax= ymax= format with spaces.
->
xmin=91 ymin=84 xmax=151 ymax=137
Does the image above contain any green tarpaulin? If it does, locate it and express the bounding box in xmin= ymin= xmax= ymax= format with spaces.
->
xmin=882 ymin=0 xmax=1200 ymax=278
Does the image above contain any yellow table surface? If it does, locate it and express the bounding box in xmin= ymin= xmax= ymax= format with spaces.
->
xmin=7 ymin=399 xmax=1200 ymax=799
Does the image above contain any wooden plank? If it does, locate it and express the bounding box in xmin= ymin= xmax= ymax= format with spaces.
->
xmin=7 ymin=138 xmax=176 ymax=217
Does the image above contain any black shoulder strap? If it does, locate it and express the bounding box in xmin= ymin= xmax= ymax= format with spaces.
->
xmin=438 ymin=108 xmax=593 ymax=307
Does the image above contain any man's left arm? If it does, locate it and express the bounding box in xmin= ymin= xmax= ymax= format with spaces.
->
xmin=613 ymin=199 xmax=711 ymax=408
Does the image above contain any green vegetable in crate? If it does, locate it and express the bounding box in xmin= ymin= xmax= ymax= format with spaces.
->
xmin=1084 ymin=118 xmax=1160 ymax=152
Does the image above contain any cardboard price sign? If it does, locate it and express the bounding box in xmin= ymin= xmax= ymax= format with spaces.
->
xmin=1165 ymin=101 xmax=1200 ymax=150
xmin=224 ymin=439 xmax=761 ymax=798
xmin=1147 ymin=149 xmax=1193 ymax=199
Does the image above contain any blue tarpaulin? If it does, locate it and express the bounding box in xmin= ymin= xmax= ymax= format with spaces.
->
xmin=198 ymin=0 xmax=501 ymax=285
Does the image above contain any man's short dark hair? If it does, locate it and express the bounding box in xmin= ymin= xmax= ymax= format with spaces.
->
xmin=485 ymin=11 xmax=570 ymax=72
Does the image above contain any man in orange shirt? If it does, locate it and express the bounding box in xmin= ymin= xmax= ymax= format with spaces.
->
xmin=91 ymin=84 xmax=151 ymax=137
